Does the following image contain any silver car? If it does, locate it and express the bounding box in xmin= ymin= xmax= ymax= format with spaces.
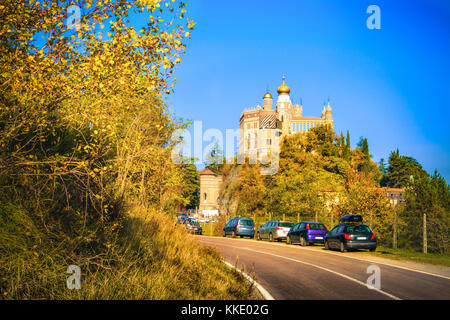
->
xmin=257 ymin=221 xmax=295 ymax=242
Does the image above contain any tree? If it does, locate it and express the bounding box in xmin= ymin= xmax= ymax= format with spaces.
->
xmin=0 ymin=0 xmax=197 ymax=297
xmin=381 ymin=150 xmax=428 ymax=188
xmin=265 ymin=126 xmax=345 ymax=224
xmin=342 ymin=131 xmax=351 ymax=162
xmin=378 ymin=158 xmax=388 ymax=176
xmin=400 ymin=171 xmax=449 ymax=253
xmin=180 ymin=162 xmax=200 ymax=210
xmin=204 ymin=140 xmax=224 ymax=175
xmin=338 ymin=169 xmax=392 ymax=245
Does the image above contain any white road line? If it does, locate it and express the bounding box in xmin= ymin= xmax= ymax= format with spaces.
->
xmin=200 ymin=236 xmax=450 ymax=280
xmin=223 ymin=261 xmax=275 ymax=300
xmin=202 ymin=240 xmax=402 ymax=300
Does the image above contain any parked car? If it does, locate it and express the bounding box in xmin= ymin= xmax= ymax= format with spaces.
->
xmin=176 ymin=212 xmax=189 ymax=223
xmin=183 ymin=217 xmax=203 ymax=235
xmin=257 ymin=221 xmax=294 ymax=242
xmin=223 ymin=217 xmax=255 ymax=238
xmin=324 ymin=223 xmax=377 ymax=252
xmin=286 ymin=222 xmax=328 ymax=246
xmin=339 ymin=214 xmax=363 ymax=224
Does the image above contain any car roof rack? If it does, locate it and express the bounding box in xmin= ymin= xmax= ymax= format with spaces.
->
xmin=339 ymin=214 xmax=363 ymax=224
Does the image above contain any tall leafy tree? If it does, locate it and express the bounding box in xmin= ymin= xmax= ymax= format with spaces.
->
xmin=381 ymin=150 xmax=428 ymax=188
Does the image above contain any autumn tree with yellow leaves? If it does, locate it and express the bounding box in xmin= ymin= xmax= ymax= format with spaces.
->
xmin=0 ymin=1 xmax=254 ymax=299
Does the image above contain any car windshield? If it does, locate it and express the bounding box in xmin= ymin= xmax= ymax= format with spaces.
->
xmin=308 ymin=223 xmax=326 ymax=230
xmin=279 ymin=222 xmax=294 ymax=228
xmin=345 ymin=225 xmax=371 ymax=234
xmin=239 ymin=219 xmax=254 ymax=226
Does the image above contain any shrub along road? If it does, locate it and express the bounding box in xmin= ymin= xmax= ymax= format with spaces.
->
xmin=198 ymin=236 xmax=450 ymax=300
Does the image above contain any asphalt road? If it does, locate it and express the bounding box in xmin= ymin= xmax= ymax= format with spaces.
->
xmin=199 ymin=236 xmax=450 ymax=300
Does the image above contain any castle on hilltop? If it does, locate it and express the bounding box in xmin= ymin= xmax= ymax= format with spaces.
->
xmin=239 ymin=77 xmax=334 ymax=159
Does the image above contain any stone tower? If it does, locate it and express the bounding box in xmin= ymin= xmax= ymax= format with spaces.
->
xmin=276 ymin=76 xmax=293 ymax=136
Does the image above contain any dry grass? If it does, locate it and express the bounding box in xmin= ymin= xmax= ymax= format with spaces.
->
xmin=0 ymin=203 xmax=257 ymax=300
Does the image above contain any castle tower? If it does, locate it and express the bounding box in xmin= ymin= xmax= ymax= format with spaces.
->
xmin=276 ymin=76 xmax=293 ymax=135
xmin=293 ymin=103 xmax=303 ymax=117
xmin=325 ymin=101 xmax=332 ymax=120
xmin=263 ymin=92 xmax=273 ymax=111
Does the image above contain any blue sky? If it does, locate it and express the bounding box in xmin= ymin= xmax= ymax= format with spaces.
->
xmin=163 ymin=0 xmax=450 ymax=180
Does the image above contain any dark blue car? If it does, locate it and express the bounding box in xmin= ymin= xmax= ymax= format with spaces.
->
xmin=286 ymin=222 xmax=328 ymax=246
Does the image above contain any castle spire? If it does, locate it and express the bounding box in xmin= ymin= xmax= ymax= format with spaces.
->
xmin=277 ymin=76 xmax=290 ymax=95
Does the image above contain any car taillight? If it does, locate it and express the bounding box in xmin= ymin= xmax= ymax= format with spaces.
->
xmin=371 ymin=233 xmax=376 ymax=240
xmin=306 ymin=224 xmax=310 ymax=230
xmin=344 ymin=234 xmax=351 ymax=240
xmin=253 ymin=225 xmax=255 ymax=231
xmin=275 ymin=227 xmax=281 ymax=231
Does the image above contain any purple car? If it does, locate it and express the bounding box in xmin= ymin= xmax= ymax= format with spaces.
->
xmin=286 ymin=222 xmax=328 ymax=246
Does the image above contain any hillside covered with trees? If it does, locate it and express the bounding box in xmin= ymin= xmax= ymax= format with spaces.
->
xmin=219 ymin=126 xmax=449 ymax=254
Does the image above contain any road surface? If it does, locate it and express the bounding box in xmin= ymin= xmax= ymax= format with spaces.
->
xmin=199 ymin=236 xmax=450 ymax=300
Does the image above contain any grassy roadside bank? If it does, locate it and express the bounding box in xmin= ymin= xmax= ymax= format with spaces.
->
xmin=0 ymin=204 xmax=258 ymax=299
xmin=199 ymin=222 xmax=450 ymax=268
xmin=366 ymin=246 xmax=450 ymax=267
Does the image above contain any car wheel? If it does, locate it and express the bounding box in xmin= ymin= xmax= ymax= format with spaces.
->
xmin=232 ymin=231 xmax=236 ymax=238
xmin=300 ymin=237 xmax=306 ymax=246
xmin=269 ymin=233 xmax=273 ymax=242
xmin=340 ymin=241 xmax=347 ymax=253
xmin=223 ymin=230 xmax=226 ymax=237
xmin=324 ymin=241 xmax=329 ymax=250
xmin=257 ymin=232 xmax=261 ymax=241
xmin=286 ymin=236 xmax=291 ymax=245
xmin=369 ymin=248 xmax=376 ymax=252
